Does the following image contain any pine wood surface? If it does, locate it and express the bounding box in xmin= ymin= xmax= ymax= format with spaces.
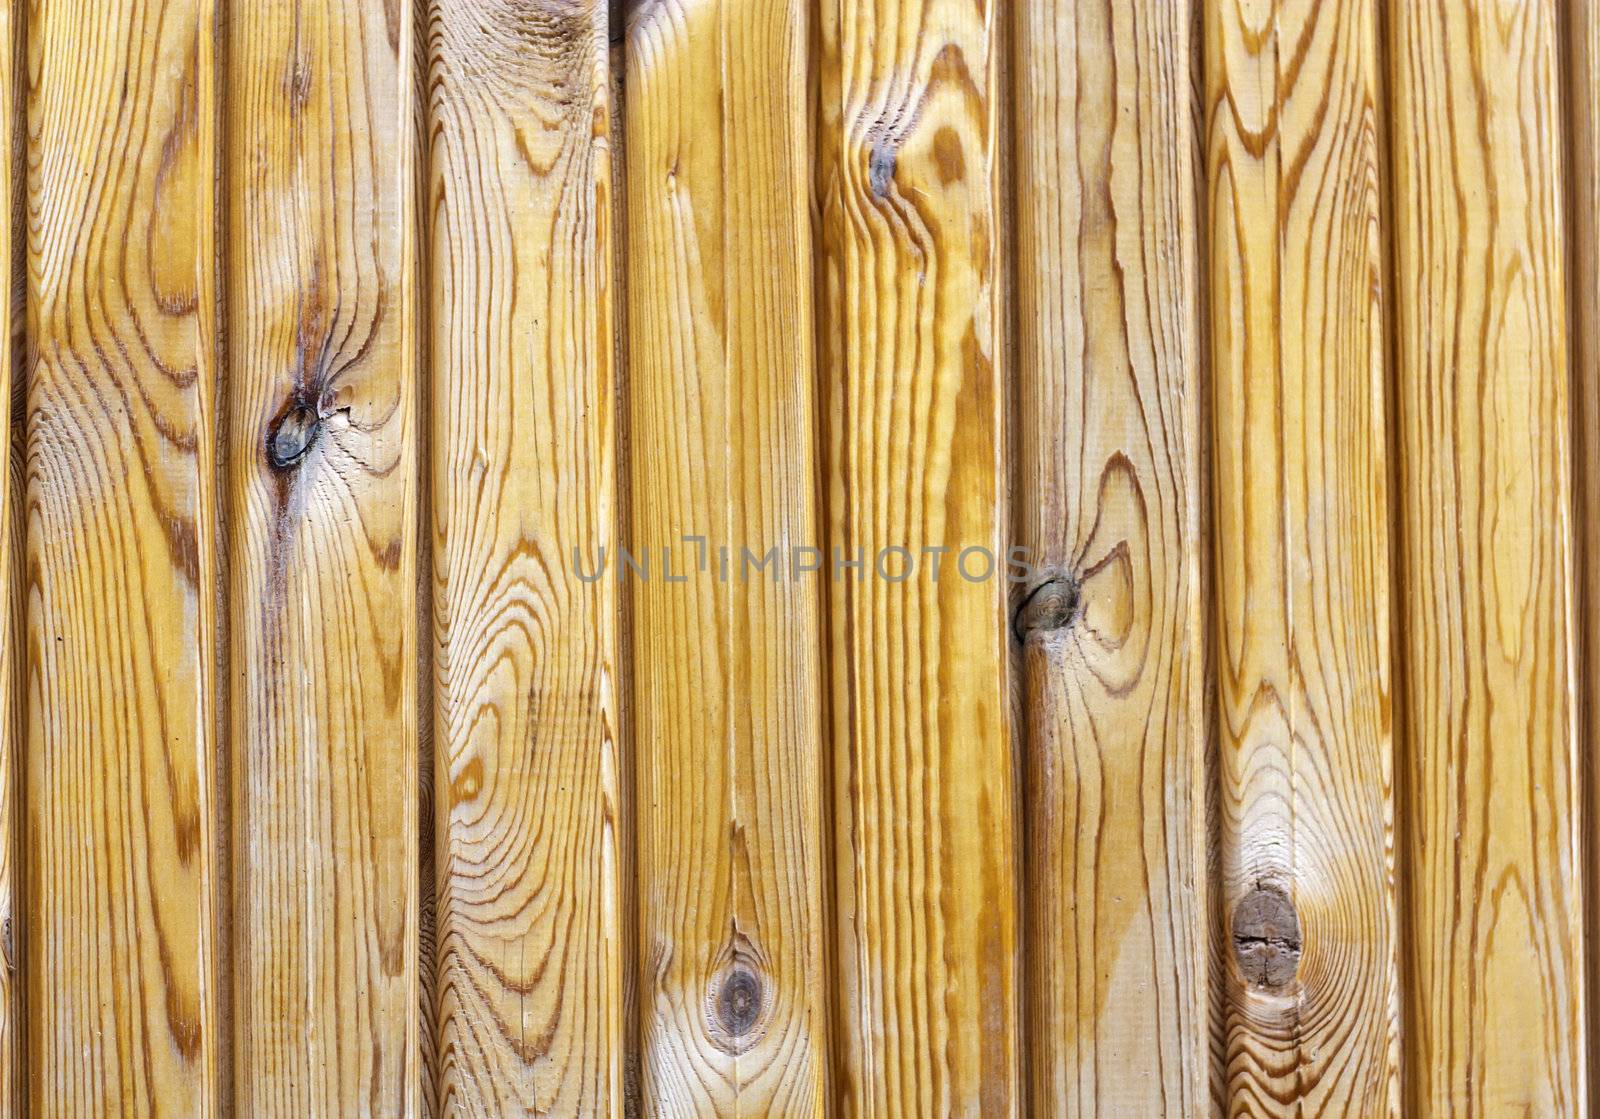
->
xmin=1011 ymin=0 xmax=1208 ymax=1114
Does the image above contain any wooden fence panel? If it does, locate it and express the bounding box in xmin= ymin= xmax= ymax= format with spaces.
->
xmin=1388 ymin=1 xmax=1585 ymax=1113
xmin=24 ymin=2 xmax=225 ymax=1113
xmin=626 ymin=1 xmax=829 ymax=1113
xmin=427 ymin=1 xmax=625 ymax=1114
xmin=7 ymin=1 xmax=1600 ymax=1113
xmin=1010 ymin=0 xmax=1208 ymax=1115
xmin=226 ymin=1 xmax=421 ymax=1112
xmin=1204 ymin=0 xmax=1400 ymax=1111
xmin=817 ymin=0 xmax=1020 ymax=1113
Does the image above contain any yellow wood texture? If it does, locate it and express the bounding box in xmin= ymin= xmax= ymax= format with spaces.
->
xmin=226 ymin=1 xmax=420 ymax=1112
xmin=626 ymin=1 xmax=829 ymax=1113
xmin=1388 ymin=1 xmax=1585 ymax=1113
xmin=817 ymin=0 xmax=1020 ymax=1112
xmin=428 ymin=1 xmax=625 ymax=1113
xmin=1571 ymin=0 xmax=1600 ymax=1105
xmin=23 ymin=1 xmax=224 ymax=1113
xmin=1011 ymin=0 xmax=1207 ymax=1114
xmin=1204 ymin=0 xmax=1399 ymax=1111
xmin=0 ymin=2 xmax=18 ymax=1108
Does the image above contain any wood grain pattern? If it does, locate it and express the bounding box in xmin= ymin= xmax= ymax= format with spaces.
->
xmin=428 ymin=1 xmax=625 ymax=1114
xmin=24 ymin=0 xmax=224 ymax=1112
xmin=1011 ymin=0 xmax=1207 ymax=1114
xmin=0 ymin=1 xmax=19 ymax=1108
xmin=1204 ymin=0 xmax=1400 ymax=1112
xmin=816 ymin=0 xmax=1020 ymax=1112
xmin=1388 ymin=1 xmax=1585 ymax=1113
xmin=1570 ymin=0 xmax=1600 ymax=1108
xmin=626 ymin=1 xmax=829 ymax=1113
xmin=226 ymin=1 xmax=420 ymax=1112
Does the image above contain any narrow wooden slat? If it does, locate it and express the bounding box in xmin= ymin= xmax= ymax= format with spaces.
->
xmin=1204 ymin=0 xmax=1399 ymax=1111
xmin=0 ymin=1 xmax=19 ymax=1107
xmin=226 ymin=1 xmax=420 ymax=1112
xmin=1011 ymin=0 xmax=1206 ymax=1113
xmin=1388 ymin=1 xmax=1584 ymax=1112
xmin=1571 ymin=0 xmax=1600 ymax=1105
xmin=626 ymin=1 xmax=828 ymax=1112
xmin=427 ymin=2 xmax=625 ymax=1113
xmin=816 ymin=0 xmax=1019 ymax=1112
xmin=24 ymin=1 xmax=223 ymax=1112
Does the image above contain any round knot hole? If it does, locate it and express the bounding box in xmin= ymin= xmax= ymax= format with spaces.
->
xmin=267 ymin=402 xmax=321 ymax=470
xmin=714 ymin=968 xmax=763 ymax=1039
xmin=1015 ymin=573 xmax=1082 ymax=641
xmin=1231 ymin=885 xmax=1302 ymax=989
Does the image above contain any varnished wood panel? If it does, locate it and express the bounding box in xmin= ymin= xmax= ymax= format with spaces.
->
xmin=1011 ymin=0 xmax=1207 ymax=1114
xmin=816 ymin=0 xmax=1020 ymax=1112
xmin=0 ymin=1 xmax=20 ymax=1108
xmin=226 ymin=1 xmax=421 ymax=1112
xmin=1571 ymin=0 xmax=1600 ymax=1106
xmin=1388 ymin=0 xmax=1585 ymax=1113
xmin=1204 ymin=0 xmax=1400 ymax=1111
xmin=23 ymin=0 xmax=224 ymax=1112
xmin=626 ymin=1 xmax=829 ymax=1113
xmin=428 ymin=1 xmax=625 ymax=1113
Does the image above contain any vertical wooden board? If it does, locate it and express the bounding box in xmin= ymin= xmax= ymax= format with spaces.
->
xmin=0 ymin=1 xmax=18 ymax=1108
xmin=627 ymin=1 xmax=829 ymax=1113
xmin=816 ymin=0 xmax=1019 ymax=1113
xmin=1388 ymin=1 xmax=1584 ymax=1113
xmin=226 ymin=1 xmax=420 ymax=1113
xmin=1204 ymin=0 xmax=1399 ymax=1112
xmin=1011 ymin=0 xmax=1207 ymax=1114
xmin=1570 ymin=0 xmax=1600 ymax=1105
xmin=23 ymin=0 xmax=223 ymax=1112
xmin=428 ymin=1 xmax=624 ymax=1114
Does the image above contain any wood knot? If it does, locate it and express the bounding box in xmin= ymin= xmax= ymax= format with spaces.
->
xmin=1232 ymin=885 xmax=1302 ymax=989
xmin=714 ymin=967 xmax=763 ymax=1039
xmin=1014 ymin=573 xmax=1081 ymax=641
xmin=868 ymin=140 xmax=897 ymax=197
xmin=267 ymin=401 xmax=320 ymax=470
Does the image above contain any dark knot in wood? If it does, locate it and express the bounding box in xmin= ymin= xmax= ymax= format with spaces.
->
xmin=267 ymin=401 xmax=321 ymax=470
xmin=1014 ymin=572 xmax=1082 ymax=641
xmin=1232 ymin=885 xmax=1302 ymax=989
xmin=714 ymin=967 xmax=763 ymax=1039
xmin=868 ymin=140 xmax=897 ymax=198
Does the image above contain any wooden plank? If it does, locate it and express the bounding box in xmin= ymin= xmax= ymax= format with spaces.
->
xmin=1570 ymin=0 xmax=1600 ymax=1107
xmin=0 ymin=1 xmax=19 ymax=1108
xmin=626 ymin=1 xmax=829 ymax=1113
xmin=1388 ymin=1 xmax=1585 ymax=1113
xmin=1203 ymin=0 xmax=1400 ymax=1111
xmin=23 ymin=1 xmax=224 ymax=1112
xmin=225 ymin=1 xmax=420 ymax=1112
xmin=816 ymin=1 xmax=1020 ymax=1112
xmin=1010 ymin=0 xmax=1207 ymax=1113
xmin=427 ymin=2 xmax=625 ymax=1113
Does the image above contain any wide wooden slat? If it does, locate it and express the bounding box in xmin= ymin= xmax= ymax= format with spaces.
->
xmin=1571 ymin=0 xmax=1600 ymax=1106
xmin=626 ymin=1 xmax=829 ymax=1113
xmin=226 ymin=1 xmax=420 ymax=1112
xmin=428 ymin=2 xmax=625 ymax=1113
xmin=1011 ymin=0 xmax=1207 ymax=1114
xmin=1204 ymin=0 xmax=1399 ymax=1111
xmin=1388 ymin=1 xmax=1584 ymax=1113
xmin=816 ymin=0 xmax=1020 ymax=1112
xmin=23 ymin=1 xmax=224 ymax=1112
